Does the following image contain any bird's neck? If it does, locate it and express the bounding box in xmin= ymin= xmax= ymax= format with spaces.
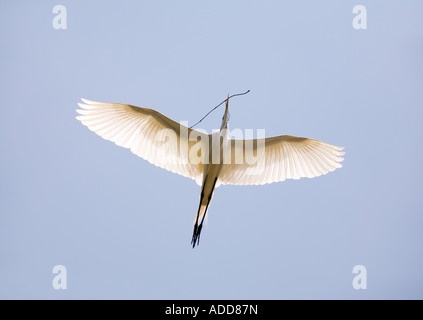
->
xmin=220 ymin=123 xmax=229 ymax=132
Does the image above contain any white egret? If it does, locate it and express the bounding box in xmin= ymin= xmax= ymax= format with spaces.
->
xmin=76 ymin=95 xmax=344 ymax=247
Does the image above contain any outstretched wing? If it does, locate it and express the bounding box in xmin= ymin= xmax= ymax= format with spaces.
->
xmin=219 ymin=135 xmax=345 ymax=185
xmin=76 ymin=99 xmax=207 ymax=185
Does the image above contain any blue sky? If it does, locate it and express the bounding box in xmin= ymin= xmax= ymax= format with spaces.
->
xmin=1 ymin=0 xmax=422 ymax=299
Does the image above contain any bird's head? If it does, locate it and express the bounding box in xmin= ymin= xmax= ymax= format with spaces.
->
xmin=220 ymin=93 xmax=230 ymax=130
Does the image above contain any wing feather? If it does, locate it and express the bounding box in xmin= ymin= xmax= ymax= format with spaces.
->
xmin=218 ymin=135 xmax=344 ymax=186
xmin=76 ymin=99 xmax=207 ymax=185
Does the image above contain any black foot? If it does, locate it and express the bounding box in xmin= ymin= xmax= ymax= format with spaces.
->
xmin=191 ymin=223 xmax=203 ymax=248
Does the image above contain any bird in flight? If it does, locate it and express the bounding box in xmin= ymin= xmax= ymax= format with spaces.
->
xmin=76 ymin=95 xmax=344 ymax=248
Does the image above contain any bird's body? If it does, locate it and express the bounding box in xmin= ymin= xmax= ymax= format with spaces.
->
xmin=76 ymin=95 xmax=344 ymax=247
xmin=192 ymin=98 xmax=230 ymax=246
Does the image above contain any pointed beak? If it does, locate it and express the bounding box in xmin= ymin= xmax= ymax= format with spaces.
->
xmin=225 ymin=93 xmax=229 ymax=118
xmin=220 ymin=93 xmax=230 ymax=130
